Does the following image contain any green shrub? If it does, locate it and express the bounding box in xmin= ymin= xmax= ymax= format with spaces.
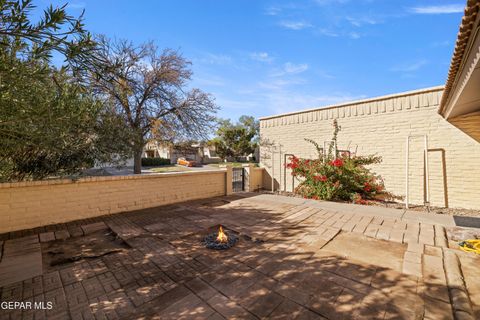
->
xmin=286 ymin=120 xmax=387 ymax=204
xmin=141 ymin=157 xmax=170 ymax=166
xmin=287 ymin=154 xmax=384 ymax=203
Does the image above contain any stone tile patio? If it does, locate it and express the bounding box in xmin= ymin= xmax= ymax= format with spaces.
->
xmin=0 ymin=193 xmax=479 ymax=319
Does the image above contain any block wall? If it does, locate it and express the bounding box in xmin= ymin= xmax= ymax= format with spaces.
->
xmin=260 ymin=88 xmax=480 ymax=209
xmin=0 ymin=170 xmax=226 ymax=233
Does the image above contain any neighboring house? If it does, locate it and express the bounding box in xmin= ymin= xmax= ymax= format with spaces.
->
xmin=259 ymin=2 xmax=480 ymax=209
xmin=143 ymin=141 xmax=221 ymax=164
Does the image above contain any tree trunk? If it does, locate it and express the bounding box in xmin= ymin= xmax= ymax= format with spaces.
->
xmin=133 ymin=146 xmax=143 ymax=174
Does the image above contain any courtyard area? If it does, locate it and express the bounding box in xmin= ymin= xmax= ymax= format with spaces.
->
xmin=0 ymin=194 xmax=479 ymax=319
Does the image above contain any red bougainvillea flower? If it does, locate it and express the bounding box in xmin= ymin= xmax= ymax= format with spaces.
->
xmin=286 ymin=156 xmax=300 ymax=169
xmin=353 ymin=193 xmax=368 ymax=205
xmin=330 ymin=159 xmax=344 ymax=167
xmin=313 ymin=175 xmax=328 ymax=182
xmin=288 ymin=163 xmax=298 ymax=169
xmin=364 ymin=182 xmax=371 ymax=192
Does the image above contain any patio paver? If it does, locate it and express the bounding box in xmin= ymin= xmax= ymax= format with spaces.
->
xmin=0 ymin=193 xmax=478 ymax=319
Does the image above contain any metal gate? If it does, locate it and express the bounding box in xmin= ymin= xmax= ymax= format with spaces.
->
xmin=232 ymin=167 xmax=245 ymax=192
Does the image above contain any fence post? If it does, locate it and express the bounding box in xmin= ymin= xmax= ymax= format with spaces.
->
xmin=242 ymin=163 xmax=255 ymax=192
xmin=220 ymin=165 xmax=233 ymax=195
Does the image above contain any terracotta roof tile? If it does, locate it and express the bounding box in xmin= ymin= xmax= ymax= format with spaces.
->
xmin=439 ymin=0 xmax=480 ymax=114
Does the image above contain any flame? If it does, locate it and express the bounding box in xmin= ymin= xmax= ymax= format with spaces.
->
xmin=216 ymin=225 xmax=228 ymax=243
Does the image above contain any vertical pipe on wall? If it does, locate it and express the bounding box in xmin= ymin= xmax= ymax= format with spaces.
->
xmin=279 ymin=145 xmax=282 ymax=192
xmin=405 ymin=136 xmax=410 ymax=209
xmin=271 ymin=148 xmax=275 ymax=192
xmin=424 ymin=135 xmax=430 ymax=206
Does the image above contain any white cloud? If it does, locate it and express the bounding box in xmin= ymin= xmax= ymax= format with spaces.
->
xmin=270 ymin=62 xmax=309 ymax=77
xmin=258 ymin=78 xmax=307 ymax=90
xmin=264 ymin=91 xmax=367 ymax=115
xmin=346 ymin=16 xmax=380 ymax=27
xmin=316 ymin=28 xmax=340 ymax=37
xmin=231 ymin=79 xmax=366 ymax=117
xmin=250 ymin=52 xmax=273 ymax=63
xmin=193 ymin=74 xmax=226 ymax=87
xmin=284 ymin=62 xmax=309 ymax=74
xmin=409 ymin=4 xmax=464 ymax=14
xmin=198 ymin=53 xmax=232 ymax=65
xmin=279 ymin=21 xmax=313 ymax=30
xmin=265 ymin=6 xmax=281 ymax=16
xmin=349 ymin=32 xmax=361 ymax=39
xmin=390 ymin=59 xmax=428 ymax=72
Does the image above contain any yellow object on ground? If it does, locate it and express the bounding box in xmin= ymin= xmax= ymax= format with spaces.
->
xmin=458 ymin=239 xmax=480 ymax=254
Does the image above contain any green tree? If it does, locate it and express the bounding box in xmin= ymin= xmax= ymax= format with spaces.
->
xmin=212 ymin=115 xmax=259 ymax=161
xmin=0 ymin=0 xmax=95 ymax=70
xmin=0 ymin=1 xmax=131 ymax=181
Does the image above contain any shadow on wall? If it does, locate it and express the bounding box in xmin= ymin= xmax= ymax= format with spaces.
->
xmin=262 ymin=170 xmax=280 ymax=191
xmin=427 ymin=148 xmax=449 ymax=208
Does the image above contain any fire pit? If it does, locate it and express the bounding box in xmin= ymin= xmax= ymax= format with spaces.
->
xmin=203 ymin=225 xmax=238 ymax=250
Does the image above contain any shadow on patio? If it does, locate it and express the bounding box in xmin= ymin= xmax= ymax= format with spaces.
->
xmin=0 ymin=194 xmax=456 ymax=319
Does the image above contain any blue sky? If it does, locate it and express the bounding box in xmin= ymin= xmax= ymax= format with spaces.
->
xmin=43 ymin=0 xmax=464 ymax=120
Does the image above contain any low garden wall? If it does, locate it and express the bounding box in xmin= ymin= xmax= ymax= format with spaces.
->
xmin=0 ymin=170 xmax=227 ymax=234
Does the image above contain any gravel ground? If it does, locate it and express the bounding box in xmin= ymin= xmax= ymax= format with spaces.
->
xmin=371 ymin=201 xmax=480 ymax=217
xmin=267 ymin=191 xmax=480 ymax=218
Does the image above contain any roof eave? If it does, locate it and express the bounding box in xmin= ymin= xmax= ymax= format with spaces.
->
xmin=439 ymin=0 xmax=480 ymax=118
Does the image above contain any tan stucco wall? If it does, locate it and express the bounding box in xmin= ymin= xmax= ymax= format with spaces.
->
xmin=0 ymin=170 xmax=226 ymax=234
xmin=250 ymin=167 xmax=266 ymax=191
xmin=260 ymin=87 xmax=480 ymax=209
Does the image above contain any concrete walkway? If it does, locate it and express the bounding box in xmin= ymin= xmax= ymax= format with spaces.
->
xmin=0 ymin=194 xmax=478 ymax=319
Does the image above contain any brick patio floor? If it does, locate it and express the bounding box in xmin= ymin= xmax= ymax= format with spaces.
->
xmin=0 ymin=193 xmax=479 ymax=319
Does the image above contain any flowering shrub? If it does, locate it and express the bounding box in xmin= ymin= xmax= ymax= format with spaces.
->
xmin=287 ymin=154 xmax=384 ymax=203
xmin=286 ymin=120 xmax=386 ymax=204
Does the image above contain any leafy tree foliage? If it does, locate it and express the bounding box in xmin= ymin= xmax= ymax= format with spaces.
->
xmin=0 ymin=0 xmax=96 ymax=69
xmin=0 ymin=1 xmax=130 ymax=181
xmin=87 ymin=37 xmax=218 ymax=173
xmin=212 ymin=115 xmax=259 ymax=161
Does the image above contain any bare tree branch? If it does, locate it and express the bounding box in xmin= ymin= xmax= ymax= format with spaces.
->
xmin=86 ymin=37 xmax=218 ymax=173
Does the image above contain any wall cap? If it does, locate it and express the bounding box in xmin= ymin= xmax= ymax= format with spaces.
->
xmin=259 ymin=86 xmax=444 ymax=121
xmin=0 ymin=169 xmax=225 ymax=189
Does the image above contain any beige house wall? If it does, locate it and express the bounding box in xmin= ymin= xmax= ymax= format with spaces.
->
xmin=0 ymin=170 xmax=226 ymax=234
xmin=260 ymin=87 xmax=480 ymax=209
